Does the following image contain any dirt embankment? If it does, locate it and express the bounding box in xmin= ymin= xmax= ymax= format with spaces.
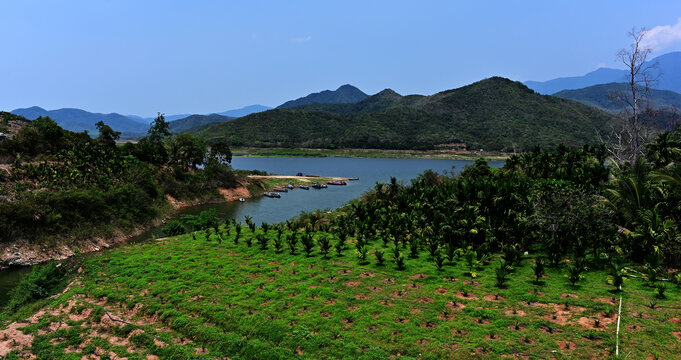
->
xmin=248 ymin=175 xmax=349 ymax=182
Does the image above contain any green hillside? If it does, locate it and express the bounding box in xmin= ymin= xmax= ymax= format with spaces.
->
xmin=195 ymin=77 xmax=616 ymax=152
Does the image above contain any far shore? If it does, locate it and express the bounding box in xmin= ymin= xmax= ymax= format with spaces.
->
xmin=231 ymin=147 xmax=510 ymax=160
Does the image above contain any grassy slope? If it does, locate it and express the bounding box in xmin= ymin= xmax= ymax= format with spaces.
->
xmin=195 ymin=77 xmax=616 ymax=152
xmin=3 ymin=226 xmax=681 ymax=359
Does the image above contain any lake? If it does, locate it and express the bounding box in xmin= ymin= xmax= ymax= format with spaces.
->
xmin=0 ymin=156 xmax=504 ymax=307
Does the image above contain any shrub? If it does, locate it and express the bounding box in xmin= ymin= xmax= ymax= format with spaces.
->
xmin=162 ymin=220 xmax=187 ymax=237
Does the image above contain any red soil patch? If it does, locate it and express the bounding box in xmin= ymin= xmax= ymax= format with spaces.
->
xmin=417 ymin=297 xmax=435 ymax=304
xmin=309 ymin=285 xmax=319 ymax=288
xmin=410 ymin=308 xmax=422 ymax=313
xmin=519 ymin=337 xmax=536 ymax=345
xmin=338 ymin=269 xmax=352 ymax=275
xmin=395 ymin=318 xmax=410 ymax=323
xmin=485 ymin=334 xmax=499 ymax=340
xmin=345 ymin=281 xmax=361 ymax=287
xmin=382 ymin=278 xmax=396 ymax=284
xmin=557 ymin=340 xmax=577 ymax=350
xmin=473 ymin=318 xmax=491 ymax=325
xmin=483 ymin=294 xmax=505 ymax=302
xmin=288 ymin=292 xmax=299 ymax=297
xmin=443 ymin=277 xmax=459 ymax=282
xmin=504 ymin=310 xmax=526 ymax=316
xmin=415 ymin=339 xmax=430 ymax=345
xmin=670 ymin=317 xmax=681 ymax=324
xmin=508 ymin=324 xmax=526 ymax=331
xmin=392 ymin=290 xmax=408 ymax=297
xmin=325 ymin=299 xmax=336 ymax=305
xmin=673 ymin=332 xmax=681 ymax=341
xmin=596 ymin=297 xmax=618 ymax=305
xmin=451 ymin=329 xmax=469 ymax=336
xmin=347 ymin=306 xmax=359 ymax=312
xmin=626 ymin=324 xmax=644 ymax=331
xmin=380 ymin=300 xmax=394 ymax=306
xmin=360 ymin=272 xmax=376 ymax=278
xmin=434 ymin=288 xmax=448 ymax=294
xmin=453 ymin=291 xmax=478 ymax=300
xmin=560 ymin=293 xmax=579 ymax=299
xmin=354 ymin=294 xmax=368 ymax=300
xmin=365 ymin=325 xmax=379 ymax=331
xmin=320 ymin=312 xmax=331 ymax=318
xmin=407 ymin=283 xmax=424 ymax=289
xmin=0 ymin=322 xmax=34 ymax=356
xmin=409 ymin=273 xmax=428 ymax=279
xmin=369 ymin=286 xmax=382 ymax=292
xmin=444 ymin=344 xmax=460 ymax=351
xmin=462 ymin=280 xmax=481 ymax=286
xmin=577 ymin=317 xmax=606 ymax=330
xmin=446 ymin=301 xmax=466 ymax=311
xmin=421 ymin=322 xmax=438 ymax=328
xmin=439 ymin=313 xmax=456 ymax=320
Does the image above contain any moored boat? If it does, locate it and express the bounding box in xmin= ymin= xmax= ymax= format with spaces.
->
xmin=311 ymin=183 xmax=323 ymax=189
xmin=263 ymin=192 xmax=281 ymax=198
xmin=327 ymin=180 xmax=347 ymax=186
xmin=348 ymin=177 xmax=359 ymax=181
xmin=273 ymin=187 xmax=288 ymax=192
xmin=299 ymin=185 xmax=310 ymax=190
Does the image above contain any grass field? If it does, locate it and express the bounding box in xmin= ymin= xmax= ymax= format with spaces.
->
xmin=1 ymin=225 xmax=680 ymax=359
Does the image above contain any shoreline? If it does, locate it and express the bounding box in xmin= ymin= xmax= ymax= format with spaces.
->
xmin=231 ymin=147 xmax=510 ymax=160
xmin=0 ymin=174 xmax=351 ymax=270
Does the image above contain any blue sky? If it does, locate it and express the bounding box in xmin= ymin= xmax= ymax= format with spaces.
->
xmin=2 ymin=1 xmax=681 ymax=116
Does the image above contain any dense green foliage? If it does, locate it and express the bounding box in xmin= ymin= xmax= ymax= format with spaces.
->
xmin=0 ymin=114 xmax=237 ymax=246
xmin=195 ymin=77 xmax=616 ymax=152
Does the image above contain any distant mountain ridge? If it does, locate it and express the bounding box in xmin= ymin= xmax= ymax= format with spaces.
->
xmin=168 ymin=114 xmax=235 ymax=133
xmin=10 ymin=106 xmax=148 ymax=135
xmin=194 ymin=77 xmax=616 ymax=152
xmin=553 ymin=83 xmax=681 ymax=112
xmin=277 ymin=84 xmax=369 ymax=109
xmin=524 ymin=52 xmax=681 ymax=94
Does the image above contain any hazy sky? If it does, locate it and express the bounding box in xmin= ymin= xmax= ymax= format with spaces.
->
xmin=2 ymin=1 xmax=681 ymax=116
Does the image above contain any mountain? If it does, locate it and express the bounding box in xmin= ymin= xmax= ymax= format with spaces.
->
xmin=168 ymin=114 xmax=234 ymax=133
xmin=217 ymin=104 xmax=271 ymax=118
xmin=277 ymin=84 xmax=369 ymax=109
xmin=554 ymin=83 xmax=681 ymax=112
xmin=524 ymin=52 xmax=681 ymax=94
xmin=194 ymin=77 xmax=616 ymax=152
xmin=11 ymin=106 xmax=147 ymax=135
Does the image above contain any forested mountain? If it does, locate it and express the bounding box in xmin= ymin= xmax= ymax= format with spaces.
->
xmin=195 ymin=77 xmax=616 ymax=152
xmin=277 ymin=84 xmax=369 ymax=109
xmin=524 ymin=52 xmax=681 ymax=94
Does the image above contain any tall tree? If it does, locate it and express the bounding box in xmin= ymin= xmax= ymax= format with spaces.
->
xmin=607 ymin=28 xmax=658 ymax=163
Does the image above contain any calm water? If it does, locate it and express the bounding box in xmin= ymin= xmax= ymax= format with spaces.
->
xmin=0 ymin=156 xmax=504 ymax=307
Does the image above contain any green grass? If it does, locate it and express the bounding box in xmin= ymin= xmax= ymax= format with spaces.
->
xmin=3 ymin=226 xmax=681 ymax=359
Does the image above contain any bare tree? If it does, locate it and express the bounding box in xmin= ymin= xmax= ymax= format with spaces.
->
xmin=606 ymin=27 xmax=659 ymax=163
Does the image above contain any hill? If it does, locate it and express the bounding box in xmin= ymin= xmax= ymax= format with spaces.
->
xmin=168 ymin=114 xmax=235 ymax=133
xmin=277 ymin=84 xmax=369 ymax=109
xmin=554 ymin=83 xmax=681 ymax=112
xmin=524 ymin=52 xmax=681 ymax=94
xmin=195 ymin=77 xmax=616 ymax=152
xmin=10 ymin=106 xmax=147 ymax=136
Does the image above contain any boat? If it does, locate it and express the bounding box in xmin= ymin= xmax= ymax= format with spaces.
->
xmin=273 ymin=187 xmax=288 ymax=192
xmin=327 ymin=180 xmax=347 ymax=186
xmin=263 ymin=192 xmax=281 ymax=198
xmin=239 ymin=198 xmax=245 ymax=202
xmin=348 ymin=177 xmax=359 ymax=181
xmin=299 ymin=185 xmax=310 ymax=190
xmin=287 ymin=184 xmax=294 ymax=189
xmin=305 ymin=174 xmax=320 ymax=177
xmin=311 ymin=183 xmax=323 ymax=189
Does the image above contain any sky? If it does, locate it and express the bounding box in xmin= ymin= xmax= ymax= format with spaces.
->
xmin=2 ymin=1 xmax=681 ymax=117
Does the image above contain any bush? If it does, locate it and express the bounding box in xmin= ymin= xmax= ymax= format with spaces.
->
xmin=162 ymin=220 xmax=187 ymax=236
xmin=6 ymin=261 xmax=68 ymax=311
